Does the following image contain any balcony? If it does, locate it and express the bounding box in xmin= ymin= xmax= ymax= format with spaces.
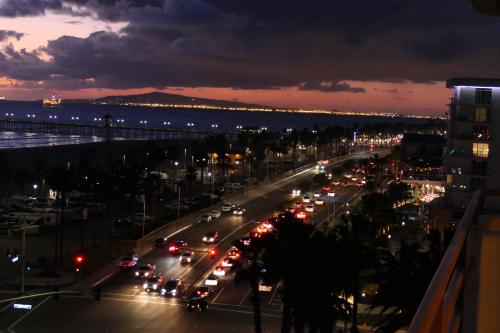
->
xmin=408 ymin=190 xmax=500 ymax=333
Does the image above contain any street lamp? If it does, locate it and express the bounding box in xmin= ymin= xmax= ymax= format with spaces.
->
xmin=208 ymin=172 xmax=215 ymax=211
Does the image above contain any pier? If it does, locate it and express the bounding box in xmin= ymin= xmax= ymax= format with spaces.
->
xmin=0 ymin=119 xmax=237 ymax=140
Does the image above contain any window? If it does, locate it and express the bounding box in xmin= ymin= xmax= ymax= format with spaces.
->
xmin=474 ymin=107 xmax=488 ymax=122
xmin=473 ymin=126 xmax=489 ymax=140
xmin=471 ymin=160 xmax=488 ymax=175
xmin=472 ymin=143 xmax=489 ymax=158
xmin=475 ymin=88 xmax=492 ymax=105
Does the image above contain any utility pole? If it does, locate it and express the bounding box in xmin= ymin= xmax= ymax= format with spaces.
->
xmin=141 ymin=194 xmax=146 ymax=253
xmin=177 ymin=185 xmax=181 ymax=219
xmin=21 ymin=223 xmax=26 ymax=294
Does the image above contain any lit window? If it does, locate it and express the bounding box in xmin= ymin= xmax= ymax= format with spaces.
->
xmin=474 ymin=108 xmax=488 ymax=122
xmin=472 ymin=143 xmax=489 ymax=158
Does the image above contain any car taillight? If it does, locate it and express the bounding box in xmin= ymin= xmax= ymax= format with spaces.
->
xmin=169 ymin=246 xmax=176 ymax=251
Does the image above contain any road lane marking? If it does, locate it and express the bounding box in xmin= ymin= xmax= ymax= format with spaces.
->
xmin=238 ymin=288 xmax=251 ymax=306
xmin=97 ymin=295 xmax=282 ymax=317
xmin=7 ymin=296 xmax=50 ymax=333
xmin=211 ymin=287 xmax=225 ymax=303
xmin=0 ymin=301 xmax=15 ymax=313
xmin=268 ymin=286 xmax=279 ymax=306
xmin=180 ymin=219 xmax=256 ymax=280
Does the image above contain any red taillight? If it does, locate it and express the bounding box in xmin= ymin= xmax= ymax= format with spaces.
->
xmin=169 ymin=246 xmax=176 ymax=252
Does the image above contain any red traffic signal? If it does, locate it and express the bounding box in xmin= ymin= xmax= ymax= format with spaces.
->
xmin=74 ymin=255 xmax=85 ymax=265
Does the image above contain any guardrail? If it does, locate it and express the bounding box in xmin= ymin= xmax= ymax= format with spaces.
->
xmin=407 ymin=190 xmax=482 ymax=333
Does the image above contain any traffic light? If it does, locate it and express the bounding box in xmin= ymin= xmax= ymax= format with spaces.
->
xmin=74 ymin=254 xmax=85 ymax=273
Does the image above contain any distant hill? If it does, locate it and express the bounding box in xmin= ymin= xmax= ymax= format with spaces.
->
xmin=68 ymin=91 xmax=270 ymax=109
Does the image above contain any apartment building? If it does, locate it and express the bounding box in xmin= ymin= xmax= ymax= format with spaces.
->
xmin=444 ymin=78 xmax=500 ymax=209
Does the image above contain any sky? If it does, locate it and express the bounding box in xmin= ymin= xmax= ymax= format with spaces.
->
xmin=1 ymin=0 xmax=500 ymax=116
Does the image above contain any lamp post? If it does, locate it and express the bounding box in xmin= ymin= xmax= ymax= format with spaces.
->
xmin=208 ymin=172 xmax=215 ymax=211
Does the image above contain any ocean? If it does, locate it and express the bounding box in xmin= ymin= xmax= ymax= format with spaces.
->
xmin=0 ymin=101 xmax=432 ymax=149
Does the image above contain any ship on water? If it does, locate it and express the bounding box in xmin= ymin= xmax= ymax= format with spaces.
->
xmin=42 ymin=94 xmax=61 ymax=106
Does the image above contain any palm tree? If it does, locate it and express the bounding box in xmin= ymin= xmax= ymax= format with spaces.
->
xmin=370 ymin=241 xmax=442 ymax=333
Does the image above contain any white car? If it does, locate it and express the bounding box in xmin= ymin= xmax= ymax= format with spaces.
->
xmin=314 ymin=198 xmax=325 ymax=206
xmin=205 ymin=274 xmax=219 ymax=286
xmin=302 ymin=195 xmax=311 ymax=203
xmin=209 ymin=210 xmax=221 ymax=219
xmin=213 ymin=265 xmax=226 ymax=277
xmin=292 ymin=189 xmax=301 ymax=195
xmin=305 ymin=204 xmax=315 ymax=212
xmin=233 ymin=207 xmax=245 ymax=215
xmin=221 ymin=203 xmax=235 ymax=212
xmin=313 ymin=192 xmax=321 ymax=198
xmin=180 ymin=251 xmax=194 ymax=264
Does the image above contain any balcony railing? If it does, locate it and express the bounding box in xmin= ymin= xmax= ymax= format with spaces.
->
xmin=407 ymin=191 xmax=481 ymax=333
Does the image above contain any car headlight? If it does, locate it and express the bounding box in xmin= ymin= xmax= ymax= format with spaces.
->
xmin=135 ymin=271 xmax=139 ymax=276
xmin=145 ymin=272 xmax=149 ymax=277
xmin=171 ymin=289 xmax=177 ymax=295
xmin=143 ymin=283 xmax=148 ymax=289
xmin=153 ymin=284 xmax=158 ymax=290
xmin=203 ymin=236 xmax=207 ymax=241
xmin=209 ymin=237 xmax=214 ymax=242
xmin=161 ymin=288 xmax=166 ymax=295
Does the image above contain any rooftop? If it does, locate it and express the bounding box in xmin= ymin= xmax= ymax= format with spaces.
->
xmin=447 ymin=77 xmax=500 ymax=88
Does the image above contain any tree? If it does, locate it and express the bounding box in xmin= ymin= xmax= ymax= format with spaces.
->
xmin=370 ymin=241 xmax=442 ymax=333
xmin=13 ymin=169 xmax=29 ymax=194
xmin=386 ymin=182 xmax=411 ymax=206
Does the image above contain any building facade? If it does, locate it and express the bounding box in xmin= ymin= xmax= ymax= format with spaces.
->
xmin=444 ymin=78 xmax=500 ymax=210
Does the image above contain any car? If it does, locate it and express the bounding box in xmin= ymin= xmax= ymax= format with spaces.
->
xmin=259 ymin=280 xmax=273 ymax=292
xmin=295 ymin=211 xmax=307 ymax=220
xmin=256 ymin=224 xmax=270 ymax=234
xmin=204 ymin=274 xmax=219 ymax=286
xmin=119 ymin=255 xmax=138 ymax=269
xmin=314 ymin=198 xmax=325 ymax=206
xmin=180 ymin=250 xmax=195 ymax=264
xmin=313 ymin=192 xmax=321 ymax=198
xmin=302 ymin=195 xmax=311 ymax=203
xmin=199 ymin=214 xmax=212 ymax=223
xmin=143 ymin=274 xmax=164 ymax=292
xmin=245 ymin=177 xmax=259 ymax=184
xmin=332 ymin=180 xmax=341 ymax=186
xmin=305 ymin=204 xmax=315 ymax=212
xmin=187 ymin=297 xmax=208 ymax=312
xmin=115 ymin=217 xmax=132 ymax=225
xmin=292 ymin=189 xmax=301 ymax=195
xmin=228 ymin=248 xmax=241 ymax=260
xmin=203 ymin=231 xmax=219 ymax=243
xmin=241 ymin=236 xmax=251 ymax=246
xmin=213 ymin=265 xmax=226 ymax=277
xmin=168 ymin=240 xmax=187 ymax=255
xmin=154 ymin=237 xmax=167 ymax=247
xmin=233 ymin=207 xmax=246 ymax=215
xmin=194 ymin=286 xmax=214 ymax=298
xmin=161 ymin=279 xmax=183 ymax=297
xmin=221 ymin=257 xmax=235 ymax=268
xmin=221 ymin=203 xmax=236 ymax=212
xmin=209 ymin=210 xmax=221 ymax=219
xmin=134 ymin=264 xmax=156 ymax=278
xmin=322 ymin=186 xmax=330 ymax=192
xmin=293 ymin=201 xmax=303 ymax=209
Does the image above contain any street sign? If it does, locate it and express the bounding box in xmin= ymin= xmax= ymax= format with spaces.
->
xmin=13 ymin=303 xmax=32 ymax=310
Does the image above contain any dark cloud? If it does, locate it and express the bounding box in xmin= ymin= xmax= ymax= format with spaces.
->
xmin=298 ymin=81 xmax=365 ymax=93
xmin=1 ymin=0 xmax=500 ymax=93
xmin=0 ymin=0 xmax=63 ymax=17
xmin=0 ymin=30 xmax=24 ymax=42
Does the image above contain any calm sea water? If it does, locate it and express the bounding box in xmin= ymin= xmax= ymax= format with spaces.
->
xmin=0 ymin=101 xmax=429 ymax=149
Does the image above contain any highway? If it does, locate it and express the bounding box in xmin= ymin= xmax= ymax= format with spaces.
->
xmin=0 ymin=151 xmax=377 ymax=333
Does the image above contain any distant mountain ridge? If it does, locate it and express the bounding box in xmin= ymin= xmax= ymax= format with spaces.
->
xmin=68 ymin=91 xmax=270 ymax=109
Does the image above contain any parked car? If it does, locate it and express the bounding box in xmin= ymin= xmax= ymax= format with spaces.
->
xmin=209 ymin=210 xmax=221 ymax=219
xmin=198 ymin=214 xmax=212 ymax=223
